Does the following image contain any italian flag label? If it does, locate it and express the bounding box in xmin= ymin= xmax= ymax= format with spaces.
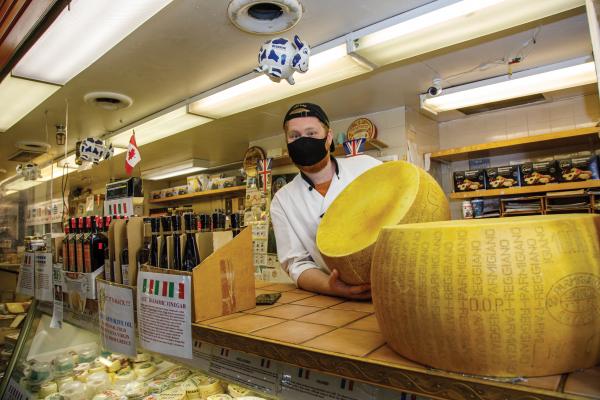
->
xmin=142 ymin=278 xmax=185 ymax=299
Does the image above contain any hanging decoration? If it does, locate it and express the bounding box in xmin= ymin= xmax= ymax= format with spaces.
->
xmin=16 ymin=163 xmax=41 ymax=181
xmin=78 ymin=137 xmax=114 ymax=165
xmin=125 ymin=131 xmax=141 ymax=175
xmin=55 ymin=124 xmax=66 ymax=145
xmin=255 ymin=35 xmax=310 ymax=85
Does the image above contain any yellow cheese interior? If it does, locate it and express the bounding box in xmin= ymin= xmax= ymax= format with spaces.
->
xmin=317 ymin=161 xmax=419 ymax=257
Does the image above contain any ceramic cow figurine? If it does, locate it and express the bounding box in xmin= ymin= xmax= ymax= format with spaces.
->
xmin=255 ymin=35 xmax=310 ymax=85
xmin=79 ymin=137 xmax=114 ymax=164
xmin=16 ymin=163 xmax=41 ymax=181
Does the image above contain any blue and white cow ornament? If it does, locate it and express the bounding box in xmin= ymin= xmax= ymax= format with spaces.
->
xmin=255 ymin=35 xmax=310 ymax=85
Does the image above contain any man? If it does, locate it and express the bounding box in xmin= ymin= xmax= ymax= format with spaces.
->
xmin=270 ymin=103 xmax=381 ymax=299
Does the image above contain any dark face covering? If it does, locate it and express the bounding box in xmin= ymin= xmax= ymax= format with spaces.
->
xmin=287 ymin=136 xmax=329 ymax=167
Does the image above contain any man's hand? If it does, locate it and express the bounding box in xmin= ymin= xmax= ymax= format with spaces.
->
xmin=297 ymin=268 xmax=371 ymax=300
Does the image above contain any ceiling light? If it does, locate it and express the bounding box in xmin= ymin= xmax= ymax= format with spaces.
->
xmin=348 ymin=0 xmax=584 ymax=67
xmin=141 ymin=159 xmax=209 ymax=181
xmin=0 ymin=75 xmax=60 ymax=132
xmin=107 ymin=105 xmax=213 ymax=148
xmin=5 ymin=178 xmax=41 ymax=191
xmin=421 ymin=58 xmax=597 ymax=114
xmin=38 ymin=162 xmax=78 ymax=182
xmin=12 ymin=0 xmax=172 ymax=85
xmin=188 ymin=43 xmax=371 ymax=119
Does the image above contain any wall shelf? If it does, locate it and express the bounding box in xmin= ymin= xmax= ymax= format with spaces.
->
xmin=272 ymin=138 xmax=388 ymax=167
xmin=149 ymin=185 xmax=246 ymax=204
xmin=449 ymin=180 xmax=600 ymax=199
xmin=430 ymin=126 xmax=600 ymax=162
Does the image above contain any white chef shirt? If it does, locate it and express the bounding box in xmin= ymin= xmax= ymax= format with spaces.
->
xmin=270 ymin=155 xmax=382 ymax=285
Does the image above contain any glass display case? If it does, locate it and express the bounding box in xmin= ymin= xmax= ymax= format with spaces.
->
xmin=0 ymin=300 xmax=425 ymax=400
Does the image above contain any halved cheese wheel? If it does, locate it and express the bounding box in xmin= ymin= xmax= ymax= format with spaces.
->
xmin=317 ymin=161 xmax=449 ymax=284
xmin=371 ymin=214 xmax=600 ymax=377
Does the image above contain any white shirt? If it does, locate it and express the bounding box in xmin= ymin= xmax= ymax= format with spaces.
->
xmin=270 ymin=155 xmax=382 ymax=285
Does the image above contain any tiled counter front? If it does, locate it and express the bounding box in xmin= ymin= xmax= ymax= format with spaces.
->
xmin=192 ymin=282 xmax=600 ymax=400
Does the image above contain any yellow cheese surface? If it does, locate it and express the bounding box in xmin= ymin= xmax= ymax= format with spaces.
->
xmin=317 ymin=161 xmax=449 ymax=284
xmin=371 ymin=214 xmax=600 ymax=377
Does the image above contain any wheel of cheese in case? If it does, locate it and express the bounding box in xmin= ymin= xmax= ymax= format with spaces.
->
xmin=371 ymin=214 xmax=600 ymax=377
xmin=317 ymin=161 xmax=450 ymax=285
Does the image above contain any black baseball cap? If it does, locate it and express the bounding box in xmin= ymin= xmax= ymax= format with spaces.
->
xmin=283 ymin=102 xmax=330 ymax=129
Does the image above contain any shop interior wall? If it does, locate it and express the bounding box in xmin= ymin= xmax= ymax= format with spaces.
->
xmin=438 ymin=94 xmax=600 ymax=218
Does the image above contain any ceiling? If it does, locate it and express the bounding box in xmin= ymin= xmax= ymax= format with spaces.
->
xmin=0 ymin=1 xmax=595 ymax=189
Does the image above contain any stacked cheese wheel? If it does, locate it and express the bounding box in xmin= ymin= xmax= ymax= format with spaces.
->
xmin=317 ymin=161 xmax=450 ymax=284
xmin=371 ymin=214 xmax=600 ymax=377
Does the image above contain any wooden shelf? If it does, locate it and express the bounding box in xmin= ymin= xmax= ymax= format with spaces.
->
xmin=149 ymin=185 xmax=245 ymax=204
xmin=272 ymin=139 xmax=388 ymax=167
xmin=450 ymin=180 xmax=600 ymax=199
xmin=430 ymin=126 xmax=600 ymax=162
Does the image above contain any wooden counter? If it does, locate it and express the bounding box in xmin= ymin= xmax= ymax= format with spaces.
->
xmin=193 ymin=282 xmax=600 ymax=400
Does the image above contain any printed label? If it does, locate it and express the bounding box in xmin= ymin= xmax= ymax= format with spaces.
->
xmin=104 ymin=258 xmax=112 ymax=281
xmin=83 ymin=243 xmax=92 ymax=273
xmin=76 ymin=242 xmax=84 ymax=272
xmin=121 ymin=263 xmax=129 ymax=286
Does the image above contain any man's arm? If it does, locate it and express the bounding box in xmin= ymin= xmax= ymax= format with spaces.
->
xmin=297 ymin=268 xmax=371 ymax=300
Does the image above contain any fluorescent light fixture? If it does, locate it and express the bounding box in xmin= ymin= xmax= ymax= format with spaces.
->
xmin=421 ymin=58 xmax=597 ymax=114
xmin=108 ymin=106 xmax=213 ymax=148
xmin=0 ymin=75 xmax=60 ymax=132
xmin=12 ymin=0 xmax=172 ymax=85
xmin=5 ymin=178 xmax=41 ymax=191
xmin=348 ymin=0 xmax=584 ymax=66
xmin=39 ymin=162 xmax=78 ymax=182
xmin=141 ymin=159 xmax=209 ymax=181
xmin=188 ymin=43 xmax=371 ymax=118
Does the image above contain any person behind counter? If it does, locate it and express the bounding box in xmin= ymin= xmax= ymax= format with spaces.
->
xmin=270 ymin=102 xmax=381 ymax=299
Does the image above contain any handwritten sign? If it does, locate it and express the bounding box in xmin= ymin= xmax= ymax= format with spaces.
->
xmin=97 ymin=281 xmax=136 ymax=356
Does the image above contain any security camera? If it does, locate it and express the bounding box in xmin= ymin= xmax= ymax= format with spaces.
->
xmin=427 ymin=78 xmax=443 ymax=97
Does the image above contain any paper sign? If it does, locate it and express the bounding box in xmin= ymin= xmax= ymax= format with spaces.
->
xmin=98 ymin=281 xmax=136 ymax=356
xmin=64 ymin=272 xmax=88 ymax=313
xmin=280 ymin=365 xmax=381 ymax=400
xmin=2 ymin=378 xmax=32 ymax=400
xmin=34 ymin=252 xmax=53 ymax=301
xmin=16 ymin=252 xmax=34 ymax=297
xmin=209 ymin=346 xmax=279 ymax=396
xmin=86 ymin=267 xmax=104 ymax=299
xmin=50 ymin=265 xmax=64 ymax=329
xmin=137 ymin=271 xmax=192 ymax=359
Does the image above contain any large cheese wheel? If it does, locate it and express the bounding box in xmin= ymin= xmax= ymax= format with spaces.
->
xmin=317 ymin=161 xmax=450 ymax=284
xmin=371 ymin=214 xmax=600 ymax=377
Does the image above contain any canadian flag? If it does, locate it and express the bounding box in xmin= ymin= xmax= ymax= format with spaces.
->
xmin=125 ymin=132 xmax=141 ymax=175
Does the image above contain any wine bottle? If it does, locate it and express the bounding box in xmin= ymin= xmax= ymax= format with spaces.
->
xmin=181 ymin=213 xmax=200 ymax=272
xmin=159 ymin=216 xmax=171 ymax=268
xmin=62 ymin=223 xmax=70 ymax=270
xmin=76 ymin=217 xmax=85 ymax=272
xmin=171 ymin=215 xmax=182 ymax=270
xmin=83 ymin=216 xmax=93 ymax=273
xmin=137 ymin=218 xmax=151 ymax=270
xmin=149 ymin=218 xmax=160 ymax=267
xmin=90 ymin=216 xmax=108 ymax=273
xmin=68 ymin=218 xmax=77 ymax=272
xmin=121 ymin=220 xmax=130 ymax=285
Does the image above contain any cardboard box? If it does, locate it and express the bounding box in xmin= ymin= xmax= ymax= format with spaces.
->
xmin=520 ymin=161 xmax=559 ymax=186
xmin=486 ymin=165 xmax=521 ymax=189
xmin=558 ymin=156 xmax=599 ymax=182
xmin=193 ymin=228 xmax=255 ymax=322
xmin=187 ymin=174 xmax=209 ymax=193
xmin=453 ymin=169 xmax=486 ymax=192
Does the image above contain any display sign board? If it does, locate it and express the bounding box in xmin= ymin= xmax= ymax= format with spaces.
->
xmin=50 ymin=265 xmax=64 ymax=329
xmin=16 ymin=252 xmax=34 ymax=297
xmin=98 ymin=281 xmax=136 ymax=356
xmin=137 ymin=271 xmax=192 ymax=359
xmin=209 ymin=345 xmax=279 ymax=396
xmin=34 ymin=252 xmax=53 ymax=301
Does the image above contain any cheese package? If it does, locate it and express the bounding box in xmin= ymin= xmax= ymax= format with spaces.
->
xmin=187 ymin=374 xmax=222 ymax=398
xmin=558 ymin=156 xmax=599 ymax=182
xmin=207 ymin=395 xmax=233 ymax=400
xmin=453 ymin=169 xmax=486 ymax=192
xmin=158 ymin=386 xmax=187 ymax=400
xmin=486 ymin=165 xmax=521 ymax=188
xmin=371 ymin=214 xmax=600 ymax=377
xmin=520 ymin=161 xmax=558 ymax=185
xmin=227 ymin=383 xmax=255 ymax=398
xmin=317 ymin=161 xmax=450 ymax=284
xmin=6 ymin=302 xmax=26 ymax=314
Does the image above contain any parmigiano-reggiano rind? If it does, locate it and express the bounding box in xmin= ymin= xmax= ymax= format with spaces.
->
xmin=317 ymin=161 xmax=450 ymax=284
xmin=371 ymin=214 xmax=600 ymax=377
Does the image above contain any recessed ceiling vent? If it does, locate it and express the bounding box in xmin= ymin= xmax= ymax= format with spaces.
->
xmin=228 ymin=0 xmax=303 ymax=34
xmin=8 ymin=141 xmax=51 ymax=162
xmin=84 ymin=91 xmax=133 ymax=111
xmin=457 ymin=94 xmax=547 ymax=115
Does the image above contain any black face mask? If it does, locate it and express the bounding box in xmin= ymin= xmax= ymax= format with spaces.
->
xmin=287 ymin=136 xmax=328 ymax=167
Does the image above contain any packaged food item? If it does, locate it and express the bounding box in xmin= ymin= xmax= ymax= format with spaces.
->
xmin=520 ymin=161 xmax=558 ymax=185
xmin=54 ymin=353 xmax=75 ymax=377
xmin=461 ymin=200 xmax=473 ymax=219
xmin=123 ymin=381 xmax=147 ymax=398
xmin=207 ymin=395 xmax=233 ymax=400
xmin=187 ymin=174 xmax=210 ymax=193
xmin=133 ymin=353 xmax=151 ymax=363
xmin=453 ymin=169 xmax=486 ymax=191
xmin=56 ymin=375 xmax=74 ymax=390
xmin=44 ymin=394 xmax=66 ymax=400
xmin=227 ymin=383 xmax=255 ymax=398
xmin=114 ymin=368 xmax=136 ymax=386
xmin=147 ymin=378 xmax=174 ymax=394
xmin=58 ymin=380 xmax=86 ymax=400
xmin=87 ymin=371 xmax=111 ymax=394
xmin=157 ymin=386 xmax=186 ymax=399
xmin=151 ymin=190 xmax=164 ymax=200
xmin=91 ymin=389 xmax=125 ymax=400
xmin=133 ymin=361 xmax=156 ymax=378
xmin=188 ymin=374 xmax=222 ymax=398
xmin=30 ymin=361 xmax=52 ymax=383
xmin=166 ymin=367 xmax=190 ymax=383
xmin=39 ymin=381 xmax=58 ymax=397
xmin=558 ymin=155 xmax=599 ymax=182
xmin=78 ymin=346 xmax=97 ymax=363
xmin=486 ymin=165 xmax=520 ymax=188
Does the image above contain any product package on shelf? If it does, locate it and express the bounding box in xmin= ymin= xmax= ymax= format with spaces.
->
xmin=453 ymin=169 xmax=486 ymax=192
xmin=486 ymin=165 xmax=521 ymax=188
xmin=520 ymin=160 xmax=559 ymax=186
xmin=557 ymin=155 xmax=600 ymax=182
